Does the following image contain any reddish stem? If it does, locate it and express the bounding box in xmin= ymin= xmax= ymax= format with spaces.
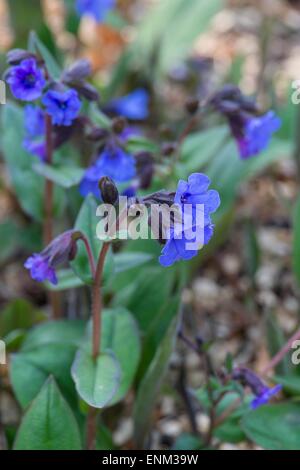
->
xmin=86 ymin=242 xmax=110 ymax=450
xmin=262 ymin=327 xmax=300 ymax=376
xmin=44 ymin=114 xmax=54 ymax=245
xmin=91 ymin=243 xmax=110 ymax=359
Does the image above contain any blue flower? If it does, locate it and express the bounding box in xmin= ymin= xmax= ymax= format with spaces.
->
xmin=24 ymin=230 xmax=78 ymax=285
xmin=42 ymin=89 xmax=81 ymax=126
xmin=237 ymin=111 xmax=281 ymax=159
xmin=251 ymin=384 xmax=282 ymax=410
xmin=79 ymin=145 xmax=136 ymax=197
xmin=23 ymin=105 xmax=46 ymax=161
xmin=159 ymin=173 xmax=220 ymax=267
xmin=108 ymin=89 xmax=149 ymax=120
xmin=7 ymin=58 xmax=46 ymax=101
xmin=76 ymin=0 xmax=115 ymax=22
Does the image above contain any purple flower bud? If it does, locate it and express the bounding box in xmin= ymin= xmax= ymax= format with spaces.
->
xmin=7 ymin=49 xmax=36 ymax=66
xmin=6 ymin=58 xmax=46 ymax=101
xmin=232 ymin=367 xmax=282 ymax=409
xmin=24 ymin=230 xmax=79 ymax=285
xmin=42 ymin=88 xmax=81 ymax=127
xmin=62 ymin=59 xmax=92 ymax=82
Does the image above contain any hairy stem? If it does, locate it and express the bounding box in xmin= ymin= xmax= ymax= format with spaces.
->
xmin=91 ymin=242 xmax=110 ymax=359
xmin=86 ymin=242 xmax=110 ymax=450
xmin=262 ymin=327 xmax=300 ymax=376
xmin=44 ymin=114 xmax=54 ymax=245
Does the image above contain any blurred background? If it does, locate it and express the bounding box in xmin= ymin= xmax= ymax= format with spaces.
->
xmin=1 ymin=0 xmax=300 ymax=450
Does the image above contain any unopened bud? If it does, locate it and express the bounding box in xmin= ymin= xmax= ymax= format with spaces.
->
xmin=185 ymin=97 xmax=199 ymax=115
xmin=7 ymin=49 xmax=36 ymax=65
xmin=99 ymin=176 xmax=119 ymax=205
xmin=161 ymin=142 xmax=177 ymax=156
xmin=112 ymin=116 xmax=127 ymax=134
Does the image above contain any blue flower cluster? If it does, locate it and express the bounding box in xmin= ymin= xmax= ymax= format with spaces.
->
xmin=159 ymin=173 xmax=220 ymax=267
xmin=80 ymin=144 xmax=136 ymax=198
xmin=76 ymin=0 xmax=115 ymax=23
xmin=6 ymin=57 xmax=82 ymax=160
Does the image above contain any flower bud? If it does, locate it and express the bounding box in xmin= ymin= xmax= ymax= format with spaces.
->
xmin=185 ymin=97 xmax=199 ymax=115
xmin=161 ymin=142 xmax=177 ymax=156
xmin=63 ymin=59 xmax=92 ymax=82
xmin=7 ymin=49 xmax=36 ymax=65
xmin=99 ymin=176 xmax=119 ymax=205
xmin=112 ymin=116 xmax=127 ymax=134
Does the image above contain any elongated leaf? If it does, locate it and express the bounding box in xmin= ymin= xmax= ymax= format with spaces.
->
xmin=242 ymin=404 xmax=300 ymax=450
xmin=134 ymin=315 xmax=179 ymax=448
xmin=1 ymin=103 xmax=63 ymax=221
xmin=114 ymin=252 xmax=153 ymax=274
xmin=33 ymin=163 xmax=84 ymax=188
xmin=71 ymin=350 xmax=121 ymax=408
xmin=14 ymin=378 xmax=82 ymax=450
xmin=29 ymin=31 xmax=61 ymax=79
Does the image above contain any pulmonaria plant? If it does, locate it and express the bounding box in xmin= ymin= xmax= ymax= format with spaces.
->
xmin=42 ymin=89 xmax=81 ymax=127
xmin=210 ymin=85 xmax=281 ymax=159
xmin=232 ymin=367 xmax=282 ymax=409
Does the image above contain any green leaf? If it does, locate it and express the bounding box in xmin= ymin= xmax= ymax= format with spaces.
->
xmin=242 ymin=403 xmax=300 ymax=450
xmin=133 ymin=315 xmax=179 ymax=448
xmin=14 ymin=378 xmax=82 ymax=450
xmin=100 ymin=308 xmax=141 ymax=404
xmin=46 ymin=269 xmax=84 ymax=291
xmin=29 ymin=31 xmax=61 ymax=79
xmin=71 ymin=195 xmax=114 ymax=284
xmin=21 ymin=319 xmax=85 ymax=351
xmin=125 ymin=136 xmax=159 ymax=154
xmin=10 ymin=343 xmax=78 ymax=409
xmin=71 ymin=350 xmax=121 ymax=408
xmin=274 ymin=375 xmax=300 ymax=396
xmin=114 ymin=252 xmax=153 ymax=274
xmin=134 ymin=0 xmax=222 ymax=77
xmin=1 ymin=103 xmax=64 ymax=221
xmin=0 ymin=219 xmax=19 ymax=264
xmin=33 ymin=163 xmax=84 ymax=188
xmin=172 ymin=433 xmax=203 ymax=450
xmin=0 ymin=299 xmax=45 ymax=338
